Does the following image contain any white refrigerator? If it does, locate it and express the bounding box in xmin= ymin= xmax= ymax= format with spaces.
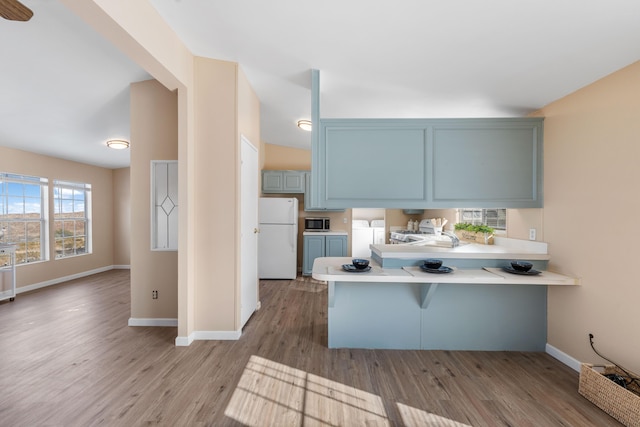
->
xmin=258 ymin=197 xmax=298 ymax=279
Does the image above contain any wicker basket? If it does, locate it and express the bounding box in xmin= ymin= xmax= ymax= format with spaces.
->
xmin=454 ymin=230 xmax=494 ymax=245
xmin=579 ymin=363 xmax=640 ymax=426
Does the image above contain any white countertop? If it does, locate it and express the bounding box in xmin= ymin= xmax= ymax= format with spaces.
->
xmin=303 ymin=230 xmax=348 ymax=236
xmin=312 ymin=257 xmax=577 ymax=286
xmin=370 ymin=237 xmax=550 ymax=260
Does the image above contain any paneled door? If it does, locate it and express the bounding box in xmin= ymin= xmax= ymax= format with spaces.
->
xmin=240 ymin=136 xmax=259 ymax=328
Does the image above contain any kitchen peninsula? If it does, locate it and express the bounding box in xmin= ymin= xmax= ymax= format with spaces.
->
xmin=312 ymin=238 xmax=577 ymax=351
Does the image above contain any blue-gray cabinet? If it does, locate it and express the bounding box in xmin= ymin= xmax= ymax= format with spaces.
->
xmin=311 ymin=118 xmax=543 ymax=209
xmin=262 ymin=170 xmax=306 ymax=194
xmin=302 ymin=233 xmax=347 ymax=276
xmin=303 ymin=172 xmax=345 ymax=212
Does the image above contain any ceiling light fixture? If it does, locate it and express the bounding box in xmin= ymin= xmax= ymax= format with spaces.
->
xmin=297 ymin=120 xmax=312 ymax=131
xmin=106 ymin=139 xmax=130 ymax=150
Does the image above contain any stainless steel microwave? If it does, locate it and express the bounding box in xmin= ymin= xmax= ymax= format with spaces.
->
xmin=304 ymin=217 xmax=330 ymax=231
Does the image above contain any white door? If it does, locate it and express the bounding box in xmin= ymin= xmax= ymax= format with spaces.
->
xmin=240 ymin=136 xmax=259 ymax=328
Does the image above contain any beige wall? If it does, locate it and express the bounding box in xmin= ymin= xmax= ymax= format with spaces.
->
xmin=0 ymin=146 xmax=114 ymax=288
xmin=130 ymin=79 xmax=178 ymax=319
xmin=192 ymin=57 xmax=239 ymax=332
xmin=191 ymin=57 xmax=260 ymax=332
xmin=536 ymin=61 xmax=640 ymax=373
xmin=112 ymin=167 xmax=130 ymax=266
xmin=264 ymin=144 xmax=312 ymax=170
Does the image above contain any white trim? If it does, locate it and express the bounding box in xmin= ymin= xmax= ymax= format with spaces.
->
xmin=113 ymin=264 xmax=131 ymax=270
xmin=128 ymin=317 xmax=177 ymax=327
xmin=194 ymin=330 xmax=242 ymax=340
xmin=15 ymin=265 xmax=114 ymax=294
xmin=546 ymin=343 xmax=582 ymax=372
xmin=175 ymin=334 xmax=194 ymax=346
xmin=174 ymin=330 xmax=242 ymax=346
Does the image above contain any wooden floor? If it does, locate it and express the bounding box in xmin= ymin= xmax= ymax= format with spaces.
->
xmin=0 ymin=270 xmax=620 ymax=426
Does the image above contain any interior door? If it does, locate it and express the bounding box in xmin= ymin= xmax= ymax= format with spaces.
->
xmin=240 ymin=136 xmax=259 ymax=328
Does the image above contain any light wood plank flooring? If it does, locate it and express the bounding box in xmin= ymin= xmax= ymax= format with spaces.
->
xmin=0 ymin=270 xmax=620 ymax=426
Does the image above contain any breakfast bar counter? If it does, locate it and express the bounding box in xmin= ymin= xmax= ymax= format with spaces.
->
xmin=312 ymin=254 xmax=577 ymax=351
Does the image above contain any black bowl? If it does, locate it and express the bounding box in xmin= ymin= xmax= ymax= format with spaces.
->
xmin=511 ymin=261 xmax=533 ymax=272
xmin=423 ymin=258 xmax=443 ymax=269
xmin=352 ymin=259 xmax=370 ymax=270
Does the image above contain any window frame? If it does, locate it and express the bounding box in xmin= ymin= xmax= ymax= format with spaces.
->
xmin=53 ymin=180 xmax=92 ymax=259
xmin=0 ymin=172 xmax=49 ymax=264
xmin=458 ymin=208 xmax=507 ymax=232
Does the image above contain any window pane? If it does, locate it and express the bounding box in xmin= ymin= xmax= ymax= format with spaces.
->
xmin=7 ymin=197 xmax=23 ymax=214
xmin=24 ymin=197 xmax=40 ymax=214
xmin=63 ymin=221 xmax=74 ymax=237
xmin=74 ymin=221 xmax=86 ymax=236
xmin=62 ymin=200 xmax=74 ymax=214
xmin=26 ymin=222 xmax=40 ymax=241
xmin=24 ymin=185 xmax=40 ymax=198
xmin=53 ymin=180 xmax=90 ymax=259
xmin=63 ymin=237 xmax=75 ymax=256
xmin=459 ymin=208 xmax=507 ymax=231
xmin=7 ymin=182 xmax=23 ymax=196
xmin=0 ymin=173 xmax=48 ymax=264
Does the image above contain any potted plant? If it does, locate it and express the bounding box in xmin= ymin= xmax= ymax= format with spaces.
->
xmin=453 ymin=223 xmax=495 ymax=245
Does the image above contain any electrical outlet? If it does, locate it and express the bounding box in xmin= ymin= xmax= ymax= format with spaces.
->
xmin=152 ymin=290 xmax=158 ymax=299
xmin=343 ymin=217 xmax=347 ymax=224
xmin=529 ymin=228 xmax=536 ymax=241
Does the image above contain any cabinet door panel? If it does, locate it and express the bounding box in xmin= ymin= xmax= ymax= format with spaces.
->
xmin=262 ymin=171 xmax=283 ymax=193
xmin=323 ymin=126 xmax=426 ymax=201
xmin=326 ymin=236 xmax=347 ymax=257
xmin=303 ymin=235 xmax=325 ymax=275
xmin=432 ymin=126 xmax=540 ymax=204
xmin=283 ymin=172 xmax=305 ymax=193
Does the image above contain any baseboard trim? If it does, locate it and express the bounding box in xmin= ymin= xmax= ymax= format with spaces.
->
xmin=128 ymin=318 xmax=178 ymax=327
xmin=16 ymin=265 xmax=115 ymax=294
xmin=113 ymin=264 xmax=131 ymax=269
xmin=175 ymin=334 xmax=194 ymax=346
xmin=546 ymin=343 xmax=582 ymax=372
xmin=174 ymin=330 xmax=242 ymax=346
xmin=193 ymin=330 xmax=242 ymax=340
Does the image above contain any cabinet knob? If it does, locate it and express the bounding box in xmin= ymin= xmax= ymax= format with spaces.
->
xmin=254 ymin=228 xmax=259 ymax=234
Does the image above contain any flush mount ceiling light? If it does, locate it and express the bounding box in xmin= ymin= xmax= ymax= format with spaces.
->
xmin=106 ymin=139 xmax=130 ymax=150
xmin=297 ymin=120 xmax=312 ymax=131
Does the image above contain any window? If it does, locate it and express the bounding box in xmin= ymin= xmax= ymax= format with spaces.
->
xmin=458 ymin=208 xmax=507 ymax=231
xmin=0 ymin=173 xmax=48 ymax=264
xmin=151 ymin=161 xmax=178 ymax=251
xmin=54 ymin=180 xmax=91 ymax=258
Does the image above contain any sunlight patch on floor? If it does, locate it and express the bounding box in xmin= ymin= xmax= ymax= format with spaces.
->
xmin=224 ymin=355 xmax=468 ymax=426
xmin=397 ymin=402 xmax=472 ymax=427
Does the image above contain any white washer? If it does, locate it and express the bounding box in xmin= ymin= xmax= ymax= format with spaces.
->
xmin=370 ymin=219 xmax=386 ymax=245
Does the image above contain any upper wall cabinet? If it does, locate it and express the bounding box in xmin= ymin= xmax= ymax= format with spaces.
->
xmin=311 ymin=118 xmax=543 ymax=209
xmin=304 ymin=172 xmax=345 ymax=212
xmin=262 ymin=170 xmax=306 ymax=194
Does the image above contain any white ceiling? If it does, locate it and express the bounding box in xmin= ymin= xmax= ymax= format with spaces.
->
xmin=2 ymin=0 xmax=640 ymax=169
